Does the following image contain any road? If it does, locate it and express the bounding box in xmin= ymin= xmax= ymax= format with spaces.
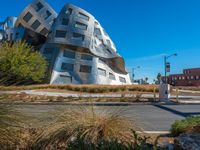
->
xmin=13 ymin=104 xmax=200 ymax=132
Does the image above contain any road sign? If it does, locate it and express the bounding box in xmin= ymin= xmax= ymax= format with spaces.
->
xmin=166 ymin=62 xmax=170 ymax=72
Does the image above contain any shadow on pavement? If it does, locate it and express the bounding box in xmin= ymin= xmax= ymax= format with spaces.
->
xmin=153 ymin=104 xmax=200 ymax=118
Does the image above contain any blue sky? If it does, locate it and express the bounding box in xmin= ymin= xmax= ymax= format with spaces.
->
xmin=0 ymin=0 xmax=199 ymax=82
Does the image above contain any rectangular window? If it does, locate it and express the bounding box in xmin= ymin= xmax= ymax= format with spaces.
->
xmin=23 ymin=12 xmax=33 ymax=22
xmin=63 ymin=50 xmax=75 ymax=59
xmin=61 ymin=63 xmax=74 ymax=71
xmin=36 ymin=2 xmax=44 ymax=12
xmin=107 ymin=39 xmax=111 ymax=46
xmin=40 ymin=28 xmax=48 ymax=35
xmin=81 ymin=54 xmax=93 ymax=61
xmin=62 ymin=18 xmax=69 ymax=25
xmin=94 ymin=28 xmax=101 ymax=36
xmin=45 ymin=10 xmax=52 ymax=20
xmin=109 ymin=73 xmax=116 ymax=80
xmin=78 ymin=12 xmax=89 ymax=21
xmin=59 ymin=75 xmax=72 ymax=83
xmin=15 ymin=32 xmax=19 ymax=38
xmin=196 ymin=76 xmax=199 ymax=80
xmin=31 ymin=20 xmax=41 ymax=30
xmin=98 ymin=68 xmax=106 ymax=77
xmin=75 ymin=22 xmax=87 ymax=30
xmin=119 ymin=77 xmax=126 ymax=83
xmin=80 ymin=65 xmax=92 ymax=73
xmin=55 ymin=30 xmax=66 ymax=38
xmin=73 ymin=33 xmax=85 ymax=41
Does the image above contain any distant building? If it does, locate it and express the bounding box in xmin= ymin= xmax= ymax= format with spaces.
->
xmin=162 ymin=68 xmax=200 ymax=86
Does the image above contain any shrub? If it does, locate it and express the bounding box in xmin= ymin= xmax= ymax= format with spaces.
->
xmin=171 ymin=116 xmax=200 ymax=136
xmin=0 ymin=41 xmax=47 ymax=85
xmin=30 ymin=106 xmax=140 ymax=149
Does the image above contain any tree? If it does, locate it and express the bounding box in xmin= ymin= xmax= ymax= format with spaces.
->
xmin=145 ymin=77 xmax=148 ymax=84
xmin=156 ymin=73 xmax=162 ymax=84
xmin=0 ymin=41 xmax=47 ymax=85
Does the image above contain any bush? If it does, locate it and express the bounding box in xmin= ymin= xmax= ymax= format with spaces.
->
xmin=30 ymin=106 xmax=141 ymax=149
xmin=0 ymin=41 xmax=47 ymax=85
xmin=171 ymin=116 xmax=200 ymax=136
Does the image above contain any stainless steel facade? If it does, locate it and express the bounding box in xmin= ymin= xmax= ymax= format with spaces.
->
xmin=1 ymin=0 xmax=131 ymax=85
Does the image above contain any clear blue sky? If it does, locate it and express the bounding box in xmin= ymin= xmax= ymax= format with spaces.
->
xmin=0 ymin=0 xmax=199 ymax=82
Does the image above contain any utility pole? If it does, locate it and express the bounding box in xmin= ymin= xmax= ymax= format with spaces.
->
xmin=164 ymin=53 xmax=177 ymax=84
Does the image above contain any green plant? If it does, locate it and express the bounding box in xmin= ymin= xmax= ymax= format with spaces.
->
xmin=0 ymin=41 xmax=47 ymax=85
xmin=171 ymin=116 xmax=200 ymax=136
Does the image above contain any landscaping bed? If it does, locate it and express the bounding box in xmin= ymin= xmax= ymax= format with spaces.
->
xmin=0 ymin=84 xmax=158 ymax=93
xmin=0 ymin=93 xmax=157 ymax=104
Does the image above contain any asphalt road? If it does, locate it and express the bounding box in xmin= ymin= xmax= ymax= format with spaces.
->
xmin=13 ymin=104 xmax=200 ymax=132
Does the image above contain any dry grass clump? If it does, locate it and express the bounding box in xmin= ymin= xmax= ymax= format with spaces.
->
xmin=31 ymin=106 xmax=138 ymax=149
xmin=0 ymin=105 xmax=29 ymax=149
xmin=0 ymin=84 xmax=158 ymax=93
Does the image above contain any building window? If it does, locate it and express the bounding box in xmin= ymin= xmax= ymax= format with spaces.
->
xmin=95 ymin=21 xmax=99 ymax=25
xmin=81 ymin=54 xmax=93 ymax=61
xmin=59 ymin=75 xmax=72 ymax=83
xmin=66 ymin=8 xmax=73 ymax=15
xmin=73 ymin=33 xmax=85 ymax=41
xmin=36 ymin=2 xmax=44 ymax=12
xmin=62 ymin=18 xmax=69 ymax=25
xmin=55 ymin=30 xmax=66 ymax=38
xmin=98 ymin=68 xmax=106 ymax=77
xmin=40 ymin=28 xmax=48 ymax=35
xmin=182 ymin=76 xmax=185 ymax=80
xmin=80 ymin=65 xmax=92 ymax=73
xmin=75 ymin=22 xmax=87 ymax=30
xmin=109 ymin=73 xmax=116 ymax=80
xmin=23 ymin=12 xmax=33 ymax=22
xmin=31 ymin=20 xmax=41 ymax=30
xmin=196 ymin=76 xmax=199 ymax=80
xmin=187 ymin=76 xmax=190 ymax=80
xmin=78 ymin=12 xmax=89 ymax=21
xmin=98 ymin=58 xmax=106 ymax=64
xmin=178 ymin=77 xmax=182 ymax=80
xmin=15 ymin=32 xmax=19 ymax=38
xmin=106 ymin=49 xmax=112 ymax=54
xmin=119 ymin=77 xmax=126 ymax=83
xmin=43 ymin=48 xmax=53 ymax=54
xmin=63 ymin=50 xmax=75 ymax=59
xmin=94 ymin=28 xmax=101 ymax=36
xmin=107 ymin=39 xmax=111 ymax=46
xmin=61 ymin=63 xmax=74 ymax=71
xmin=191 ymin=76 xmax=194 ymax=80
xmin=45 ymin=10 xmax=52 ymax=20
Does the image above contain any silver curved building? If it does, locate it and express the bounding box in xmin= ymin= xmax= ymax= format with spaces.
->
xmin=1 ymin=0 xmax=131 ymax=85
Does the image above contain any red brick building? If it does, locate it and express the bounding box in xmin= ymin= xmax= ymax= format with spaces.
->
xmin=163 ymin=68 xmax=200 ymax=86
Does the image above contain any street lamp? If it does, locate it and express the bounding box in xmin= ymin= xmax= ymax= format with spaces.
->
xmin=132 ymin=66 xmax=140 ymax=82
xmin=164 ymin=53 xmax=177 ymax=84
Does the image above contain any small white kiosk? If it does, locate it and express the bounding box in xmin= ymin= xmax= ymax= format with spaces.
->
xmin=159 ymin=84 xmax=170 ymax=101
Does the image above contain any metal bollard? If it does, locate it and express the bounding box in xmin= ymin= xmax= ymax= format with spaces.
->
xmin=153 ymin=87 xmax=156 ymax=102
xmin=176 ymin=88 xmax=179 ymax=103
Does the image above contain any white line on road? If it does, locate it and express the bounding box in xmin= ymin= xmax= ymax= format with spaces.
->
xmin=137 ymin=131 xmax=170 ymax=134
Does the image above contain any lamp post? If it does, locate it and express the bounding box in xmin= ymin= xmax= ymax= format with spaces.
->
xmin=132 ymin=66 xmax=140 ymax=83
xmin=164 ymin=53 xmax=177 ymax=84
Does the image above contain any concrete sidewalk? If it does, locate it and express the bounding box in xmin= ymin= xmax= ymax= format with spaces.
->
xmin=1 ymin=90 xmax=200 ymax=104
